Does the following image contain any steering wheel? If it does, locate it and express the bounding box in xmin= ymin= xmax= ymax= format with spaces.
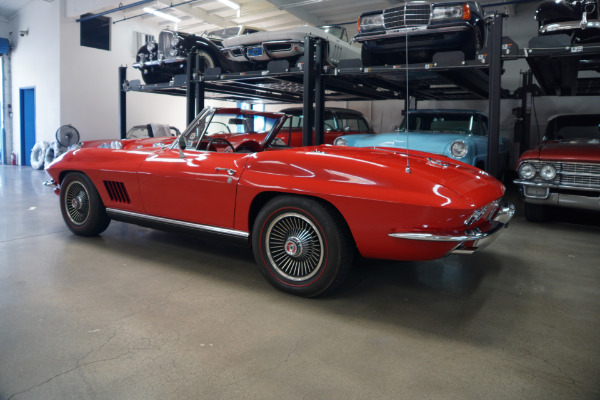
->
xmin=209 ymin=121 xmax=231 ymax=134
xmin=206 ymin=137 xmax=235 ymax=152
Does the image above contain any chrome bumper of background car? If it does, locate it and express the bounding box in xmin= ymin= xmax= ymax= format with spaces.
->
xmin=355 ymin=25 xmax=469 ymax=43
xmin=132 ymin=57 xmax=187 ymax=69
xmin=540 ymin=19 xmax=600 ymax=34
xmin=515 ymin=181 xmax=600 ymax=211
xmin=389 ymin=202 xmax=515 ymax=254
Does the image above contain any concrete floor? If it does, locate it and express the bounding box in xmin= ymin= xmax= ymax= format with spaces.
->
xmin=1 ymin=165 xmax=599 ymax=400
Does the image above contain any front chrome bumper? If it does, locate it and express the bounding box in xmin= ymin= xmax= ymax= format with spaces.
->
xmin=540 ymin=19 xmax=600 ymax=34
xmin=515 ymin=180 xmax=600 ymax=211
xmin=389 ymin=201 xmax=515 ymax=255
xmin=355 ymin=25 xmax=469 ymax=43
xmin=132 ymin=57 xmax=187 ymax=69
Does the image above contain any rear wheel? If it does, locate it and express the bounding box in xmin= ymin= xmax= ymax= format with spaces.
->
xmin=60 ymin=172 xmax=111 ymax=236
xmin=252 ymin=196 xmax=353 ymax=297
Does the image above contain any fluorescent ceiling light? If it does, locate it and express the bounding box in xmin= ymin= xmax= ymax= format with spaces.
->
xmin=217 ymin=0 xmax=240 ymax=10
xmin=279 ymin=0 xmax=324 ymax=9
xmin=143 ymin=7 xmax=181 ymax=23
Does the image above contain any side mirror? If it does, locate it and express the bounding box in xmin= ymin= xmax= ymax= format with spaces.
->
xmin=178 ymin=135 xmax=186 ymax=159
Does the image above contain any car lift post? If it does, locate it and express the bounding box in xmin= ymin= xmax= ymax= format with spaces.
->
xmin=186 ymin=53 xmax=196 ymax=125
xmin=119 ymin=66 xmax=127 ymax=139
xmin=302 ymin=36 xmax=316 ymax=147
xmin=487 ymin=13 xmax=503 ymax=179
xmin=314 ymin=38 xmax=326 ymax=145
xmin=195 ymin=54 xmax=205 ymax=114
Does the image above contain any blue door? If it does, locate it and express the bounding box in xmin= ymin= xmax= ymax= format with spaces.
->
xmin=20 ymin=88 xmax=36 ymax=166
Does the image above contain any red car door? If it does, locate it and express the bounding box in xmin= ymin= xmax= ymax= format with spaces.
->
xmin=137 ymin=149 xmax=248 ymax=228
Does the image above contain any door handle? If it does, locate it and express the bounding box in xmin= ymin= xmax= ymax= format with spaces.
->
xmin=215 ymin=168 xmax=236 ymax=176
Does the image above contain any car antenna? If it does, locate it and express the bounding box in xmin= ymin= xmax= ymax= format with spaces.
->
xmin=404 ymin=10 xmax=411 ymax=175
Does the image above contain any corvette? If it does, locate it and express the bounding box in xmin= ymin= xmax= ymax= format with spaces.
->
xmin=45 ymin=107 xmax=514 ymax=297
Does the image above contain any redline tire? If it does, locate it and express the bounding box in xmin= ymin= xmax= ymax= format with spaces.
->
xmin=252 ymin=196 xmax=353 ymax=297
xmin=60 ymin=172 xmax=111 ymax=236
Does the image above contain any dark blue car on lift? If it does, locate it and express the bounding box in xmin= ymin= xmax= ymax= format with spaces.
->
xmin=355 ymin=1 xmax=487 ymax=66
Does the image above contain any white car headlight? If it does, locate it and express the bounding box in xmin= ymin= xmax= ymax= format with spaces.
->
xmin=450 ymin=140 xmax=468 ymax=158
xmin=517 ymin=162 xmax=536 ymax=180
xmin=432 ymin=5 xmax=463 ymax=20
xmin=539 ymin=164 xmax=557 ymax=180
xmin=360 ymin=14 xmax=384 ymax=31
xmin=171 ymin=38 xmax=180 ymax=47
xmin=147 ymin=41 xmax=156 ymax=52
xmin=334 ymin=137 xmax=347 ymax=146
xmin=169 ymin=48 xmax=179 ymax=57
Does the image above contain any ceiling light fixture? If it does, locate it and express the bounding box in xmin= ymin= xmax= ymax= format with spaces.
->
xmin=217 ymin=0 xmax=240 ymax=10
xmin=278 ymin=0 xmax=324 ymax=10
xmin=143 ymin=7 xmax=181 ymax=23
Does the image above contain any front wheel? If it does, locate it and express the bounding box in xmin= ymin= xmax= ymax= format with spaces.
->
xmin=252 ymin=196 xmax=354 ymax=297
xmin=60 ymin=172 xmax=111 ymax=236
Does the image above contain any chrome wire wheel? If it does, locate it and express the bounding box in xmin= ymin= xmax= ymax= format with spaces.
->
xmin=265 ymin=212 xmax=324 ymax=281
xmin=63 ymin=180 xmax=90 ymax=226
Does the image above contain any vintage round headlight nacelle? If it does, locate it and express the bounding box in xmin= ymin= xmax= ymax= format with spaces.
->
xmin=539 ymin=164 xmax=557 ymax=180
xmin=450 ymin=140 xmax=468 ymax=158
xmin=171 ymin=37 xmax=181 ymax=47
xmin=147 ymin=41 xmax=156 ymax=52
xmin=518 ymin=162 xmax=536 ymax=180
xmin=333 ymin=137 xmax=347 ymax=146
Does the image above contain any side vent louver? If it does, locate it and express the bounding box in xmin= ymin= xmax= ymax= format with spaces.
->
xmin=103 ymin=181 xmax=131 ymax=204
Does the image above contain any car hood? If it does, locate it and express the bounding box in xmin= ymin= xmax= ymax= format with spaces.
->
xmin=344 ymin=132 xmax=472 ymax=153
xmin=537 ymin=140 xmax=600 ymax=163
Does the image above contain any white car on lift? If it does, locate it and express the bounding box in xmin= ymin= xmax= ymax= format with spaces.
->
xmin=220 ymin=25 xmax=360 ymax=69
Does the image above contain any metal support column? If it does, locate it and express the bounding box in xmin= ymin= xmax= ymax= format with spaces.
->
xmin=487 ymin=13 xmax=503 ymax=178
xmin=314 ymin=39 xmax=325 ymax=145
xmin=186 ymin=53 xmax=196 ymax=125
xmin=302 ymin=36 xmax=315 ymax=147
xmin=195 ymin=54 xmax=205 ymax=115
xmin=119 ymin=66 xmax=127 ymax=139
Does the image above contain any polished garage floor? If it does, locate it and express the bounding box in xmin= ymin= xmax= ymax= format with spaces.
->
xmin=1 ymin=165 xmax=599 ymax=400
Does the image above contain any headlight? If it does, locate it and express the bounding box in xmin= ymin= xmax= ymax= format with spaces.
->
xmin=465 ymin=205 xmax=487 ymax=227
xmin=539 ymin=164 xmax=557 ymax=180
xmin=518 ymin=162 xmax=536 ymax=180
xmin=171 ymin=38 xmax=180 ymax=47
xmin=450 ymin=140 xmax=468 ymax=158
xmin=169 ymin=48 xmax=179 ymax=57
xmin=147 ymin=41 xmax=156 ymax=52
xmin=359 ymin=13 xmax=384 ymax=31
xmin=110 ymin=141 xmax=123 ymax=149
xmin=334 ymin=137 xmax=347 ymax=146
xmin=432 ymin=5 xmax=463 ymax=20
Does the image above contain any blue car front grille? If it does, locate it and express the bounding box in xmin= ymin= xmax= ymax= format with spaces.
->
xmin=384 ymin=2 xmax=432 ymax=29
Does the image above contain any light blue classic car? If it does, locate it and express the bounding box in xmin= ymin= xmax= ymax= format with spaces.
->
xmin=333 ymin=109 xmax=509 ymax=171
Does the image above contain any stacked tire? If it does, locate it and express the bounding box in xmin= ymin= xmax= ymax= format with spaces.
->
xmin=30 ymin=141 xmax=67 ymax=169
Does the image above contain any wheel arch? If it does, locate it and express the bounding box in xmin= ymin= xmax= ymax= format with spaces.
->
xmin=247 ymin=191 xmax=356 ymax=248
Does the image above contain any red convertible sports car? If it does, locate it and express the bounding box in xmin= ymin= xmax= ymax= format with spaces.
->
xmin=46 ymin=107 xmax=514 ymax=297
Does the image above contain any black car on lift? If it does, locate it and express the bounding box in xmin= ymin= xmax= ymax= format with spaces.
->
xmin=133 ymin=27 xmax=261 ymax=84
xmin=535 ymin=0 xmax=600 ymax=44
xmin=355 ymin=1 xmax=487 ymax=66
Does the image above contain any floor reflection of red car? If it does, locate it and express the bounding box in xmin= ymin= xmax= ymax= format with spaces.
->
xmin=45 ymin=107 xmax=514 ymax=297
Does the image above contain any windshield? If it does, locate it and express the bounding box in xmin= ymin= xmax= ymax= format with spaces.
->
xmin=398 ymin=113 xmax=484 ymax=135
xmin=545 ymin=115 xmax=600 ymax=141
xmin=319 ymin=26 xmax=345 ymax=40
xmin=206 ymin=27 xmax=241 ymax=39
xmin=177 ymin=108 xmax=284 ymax=151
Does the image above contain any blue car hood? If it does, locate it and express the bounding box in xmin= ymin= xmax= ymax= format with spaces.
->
xmin=347 ymin=131 xmax=469 ymax=154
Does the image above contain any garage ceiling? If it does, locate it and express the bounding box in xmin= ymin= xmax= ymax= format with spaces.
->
xmin=0 ymin=0 xmax=526 ymax=34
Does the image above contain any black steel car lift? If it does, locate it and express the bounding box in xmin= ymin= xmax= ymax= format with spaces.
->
xmin=120 ymin=14 xmax=516 ymax=178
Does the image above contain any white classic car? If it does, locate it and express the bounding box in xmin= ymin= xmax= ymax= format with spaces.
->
xmin=220 ymin=25 xmax=361 ymax=68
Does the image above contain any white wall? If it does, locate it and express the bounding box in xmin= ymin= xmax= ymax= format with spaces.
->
xmin=9 ymin=0 xmax=61 ymax=162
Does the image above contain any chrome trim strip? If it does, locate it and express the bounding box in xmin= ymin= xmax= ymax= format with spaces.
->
xmin=514 ymin=179 xmax=600 ymax=192
xmin=106 ymin=208 xmax=249 ymax=238
xmin=540 ymin=20 xmax=600 ymax=33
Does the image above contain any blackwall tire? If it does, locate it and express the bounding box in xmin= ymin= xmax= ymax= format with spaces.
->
xmin=252 ymin=196 xmax=353 ymax=297
xmin=462 ymin=26 xmax=483 ymax=60
xmin=30 ymin=141 xmax=49 ymax=170
xmin=524 ymin=203 xmax=547 ymax=223
xmin=60 ymin=172 xmax=111 ymax=236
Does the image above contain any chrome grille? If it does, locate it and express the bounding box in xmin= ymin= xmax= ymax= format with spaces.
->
xmin=560 ymin=162 xmax=600 ymax=188
xmin=384 ymin=2 xmax=432 ymax=29
xmin=158 ymin=31 xmax=175 ymax=55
